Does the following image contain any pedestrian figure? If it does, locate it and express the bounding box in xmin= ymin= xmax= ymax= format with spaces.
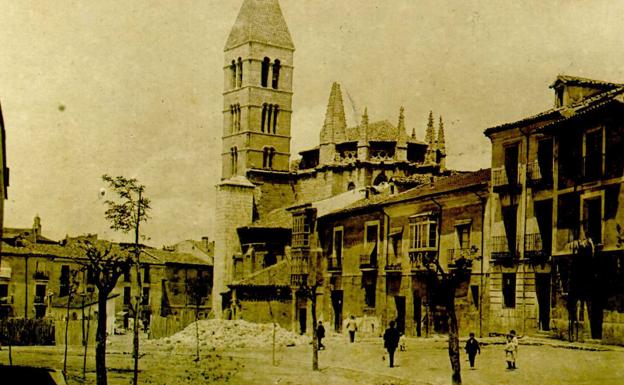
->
xmin=316 ymin=321 xmax=325 ymax=350
xmin=509 ymin=329 xmax=519 ymax=369
xmin=346 ymin=315 xmax=357 ymax=343
xmin=504 ymin=334 xmax=516 ymax=369
xmin=399 ymin=333 xmax=407 ymax=351
xmin=464 ymin=332 xmax=480 ymax=369
xmin=383 ymin=320 xmax=400 ymax=368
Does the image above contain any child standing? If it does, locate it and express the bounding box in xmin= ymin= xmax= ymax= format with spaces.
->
xmin=504 ymin=334 xmax=516 ymax=369
xmin=464 ymin=332 xmax=480 ymax=369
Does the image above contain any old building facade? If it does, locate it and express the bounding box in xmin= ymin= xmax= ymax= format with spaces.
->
xmin=213 ymin=0 xmax=449 ymax=314
xmin=484 ymin=75 xmax=624 ymax=343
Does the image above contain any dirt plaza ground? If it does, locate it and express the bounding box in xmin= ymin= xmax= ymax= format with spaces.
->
xmin=1 ymin=334 xmax=623 ymax=385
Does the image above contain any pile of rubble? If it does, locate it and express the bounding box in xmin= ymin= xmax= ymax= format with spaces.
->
xmin=148 ymin=319 xmax=308 ymax=351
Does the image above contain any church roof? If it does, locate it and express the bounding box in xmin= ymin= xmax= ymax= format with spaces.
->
xmin=549 ymin=75 xmax=623 ymax=89
xmin=341 ymin=120 xmax=425 ymax=144
xmin=225 ymin=0 xmax=294 ymax=50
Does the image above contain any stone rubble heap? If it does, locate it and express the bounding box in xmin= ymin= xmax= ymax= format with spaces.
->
xmin=148 ymin=319 xmax=308 ymax=351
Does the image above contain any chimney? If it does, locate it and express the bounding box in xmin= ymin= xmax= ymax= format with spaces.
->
xmin=33 ymin=214 xmax=41 ymax=243
xmin=202 ymin=236 xmax=209 ymax=250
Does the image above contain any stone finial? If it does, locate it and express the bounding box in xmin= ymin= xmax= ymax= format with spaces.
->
xmin=437 ymin=115 xmax=446 ymax=154
xmin=425 ymin=110 xmax=435 ymax=147
xmin=320 ymin=82 xmax=347 ymax=144
xmin=411 ymin=127 xmax=416 ymax=139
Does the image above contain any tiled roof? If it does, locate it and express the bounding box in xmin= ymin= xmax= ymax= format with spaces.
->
xmin=1 ymin=241 xmax=209 ymax=266
xmin=225 ymin=0 xmax=294 ymax=50
xmin=230 ymin=260 xmax=290 ymax=287
xmin=247 ymin=206 xmax=292 ymax=229
xmin=549 ymin=75 xmax=623 ymax=89
xmin=3 ymin=227 xmax=57 ymax=244
xmin=484 ymin=85 xmax=624 ymax=136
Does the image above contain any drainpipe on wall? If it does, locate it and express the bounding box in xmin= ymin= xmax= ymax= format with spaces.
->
xmin=472 ymin=190 xmax=487 ymax=338
xmin=430 ymin=197 xmax=443 ymax=334
xmin=24 ymin=254 xmax=29 ymax=319
xmin=519 ymin=127 xmax=530 ymax=336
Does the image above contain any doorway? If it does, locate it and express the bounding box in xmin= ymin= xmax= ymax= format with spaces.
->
xmin=535 ymin=273 xmax=551 ymax=331
xmin=394 ymin=296 xmax=406 ymax=334
xmin=298 ymin=307 xmax=307 ymax=335
xmin=413 ymin=294 xmax=422 ymax=337
xmin=331 ymin=290 xmax=343 ymax=333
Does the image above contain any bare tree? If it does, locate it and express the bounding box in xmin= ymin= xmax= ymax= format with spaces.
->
xmin=423 ymin=250 xmax=474 ymax=385
xmin=102 ymin=174 xmax=151 ymax=385
xmin=63 ymin=267 xmax=81 ymax=377
xmin=185 ymin=275 xmax=208 ymax=362
xmin=74 ymin=240 xmax=133 ymax=385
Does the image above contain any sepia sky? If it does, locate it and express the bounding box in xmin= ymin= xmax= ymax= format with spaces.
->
xmin=1 ymin=0 xmax=624 ymax=247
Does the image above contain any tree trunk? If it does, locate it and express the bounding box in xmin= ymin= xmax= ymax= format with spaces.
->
xmin=447 ymin=294 xmax=461 ymax=385
xmin=63 ymin=291 xmax=72 ymax=375
xmin=96 ymin=289 xmax=109 ymax=385
xmin=195 ymin=305 xmax=200 ymax=361
xmin=310 ymin=289 xmax=318 ymax=371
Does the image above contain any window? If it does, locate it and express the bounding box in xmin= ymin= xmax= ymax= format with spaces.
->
xmin=409 ymin=215 xmax=437 ymax=250
xmin=333 ymin=227 xmax=343 ymax=267
xmin=123 ymin=287 xmax=131 ymax=305
xmin=142 ymin=287 xmax=150 ymax=306
xmin=364 ymin=222 xmax=379 ymax=265
xmin=502 ymin=273 xmax=516 ymax=308
xmin=60 ymin=265 xmax=70 ymax=297
xmin=143 ymin=265 xmax=150 ymax=284
xmin=123 ymin=266 xmax=131 ymax=282
xmin=263 ymin=147 xmax=275 ymax=169
xmin=35 ymin=284 xmax=46 ymax=304
xmin=471 ymin=285 xmax=479 ymax=309
xmin=364 ymin=282 xmax=376 ymax=308
xmin=272 ymin=105 xmax=279 ymax=134
xmin=582 ymin=196 xmax=602 ymax=244
xmin=261 ymin=57 xmax=270 ymax=87
xmin=230 ymin=60 xmax=237 ymax=89
xmin=456 ymin=223 xmax=470 ymax=251
xmin=292 ymin=213 xmax=310 ymax=248
xmin=0 ymin=284 xmax=8 ymax=305
xmin=504 ymin=143 xmax=519 ymax=185
xmin=347 ymin=182 xmax=355 ymax=191
xmin=261 ymin=104 xmax=267 ymax=132
xmin=230 ymin=147 xmax=238 ymax=175
xmin=237 ymin=57 xmax=243 ymax=87
xmin=272 ymin=59 xmax=281 ymax=89
xmin=583 ymin=127 xmax=604 ymax=181
xmin=537 ymin=138 xmax=553 ymax=184
xmin=230 ymin=104 xmax=241 ymax=132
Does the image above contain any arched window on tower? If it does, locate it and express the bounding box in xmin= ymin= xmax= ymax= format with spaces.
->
xmin=231 ymin=147 xmax=238 ymax=175
xmin=262 ymin=147 xmax=275 ymax=169
xmin=268 ymin=147 xmax=275 ymax=169
xmin=261 ymin=103 xmax=267 ymax=132
xmin=266 ymin=104 xmax=273 ymax=134
xmin=230 ymin=105 xmax=235 ymax=132
xmin=261 ymin=57 xmax=270 ymax=88
xmin=230 ymin=60 xmax=237 ymax=89
xmin=272 ymin=59 xmax=281 ymax=89
xmin=272 ymin=105 xmax=279 ymax=134
xmin=237 ymin=58 xmax=243 ymax=87
xmin=235 ymin=104 xmax=241 ymax=131
xmin=373 ymin=173 xmax=388 ymax=186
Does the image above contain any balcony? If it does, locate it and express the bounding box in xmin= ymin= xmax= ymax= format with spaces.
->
xmin=327 ymin=257 xmax=342 ymax=272
xmin=524 ymin=233 xmax=549 ymax=262
xmin=0 ymin=267 xmax=11 ymax=279
xmin=447 ymin=248 xmax=472 ymax=266
xmin=491 ymin=235 xmax=516 ymax=262
xmin=33 ymin=270 xmax=50 ymax=281
xmin=34 ymin=295 xmax=46 ymax=305
xmin=384 ymin=263 xmax=402 ymax=274
xmin=527 ymin=161 xmax=552 ymax=188
xmin=492 ymin=166 xmax=521 ymax=193
xmin=409 ymin=250 xmax=437 ymax=271
xmin=359 ymin=255 xmax=378 ymax=271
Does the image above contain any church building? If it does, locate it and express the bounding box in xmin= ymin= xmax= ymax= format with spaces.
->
xmin=213 ymin=0 xmax=449 ymax=315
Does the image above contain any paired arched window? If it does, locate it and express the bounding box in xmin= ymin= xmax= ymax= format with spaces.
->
xmin=230 ymin=147 xmax=238 ymax=175
xmin=347 ymin=182 xmax=356 ymax=191
xmin=263 ymin=147 xmax=276 ymax=169
xmin=260 ymin=57 xmax=281 ymax=89
xmin=230 ymin=104 xmax=241 ymax=132
xmin=261 ymin=104 xmax=279 ymax=134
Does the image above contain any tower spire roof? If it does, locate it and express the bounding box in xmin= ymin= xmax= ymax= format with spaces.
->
xmin=225 ymin=0 xmax=294 ymax=50
xmin=437 ymin=115 xmax=446 ymax=154
xmin=320 ymin=82 xmax=347 ymax=144
xmin=425 ymin=110 xmax=435 ymax=148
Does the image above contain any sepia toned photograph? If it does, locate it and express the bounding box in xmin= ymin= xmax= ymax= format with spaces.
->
xmin=1 ymin=0 xmax=624 ymax=384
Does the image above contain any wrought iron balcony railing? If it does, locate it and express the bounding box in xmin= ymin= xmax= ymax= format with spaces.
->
xmin=409 ymin=250 xmax=437 ymax=270
xmin=491 ymin=235 xmax=516 ymax=260
xmin=33 ymin=271 xmax=50 ymax=280
xmin=384 ymin=263 xmax=402 ymax=273
xmin=492 ymin=166 xmax=521 ymax=192
xmin=527 ymin=161 xmax=552 ymax=187
xmin=524 ymin=233 xmax=549 ymax=261
xmin=447 ymin=248 xmax=472 ymax=265
xmin=327 ymin=257 xmax=342 ymax=272
xmin=359 ymin=254 xmax=378 ymax=270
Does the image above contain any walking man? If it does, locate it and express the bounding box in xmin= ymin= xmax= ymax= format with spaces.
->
xmin=464 ymin=332 xmax=480 ymax=369
xmin=383 ymin=321 xmax=400 ymax=368
xmin=346 ymin=315 xmax=357 ymax=343
xmin=316 ymin=321 xmax=325 ymax=350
